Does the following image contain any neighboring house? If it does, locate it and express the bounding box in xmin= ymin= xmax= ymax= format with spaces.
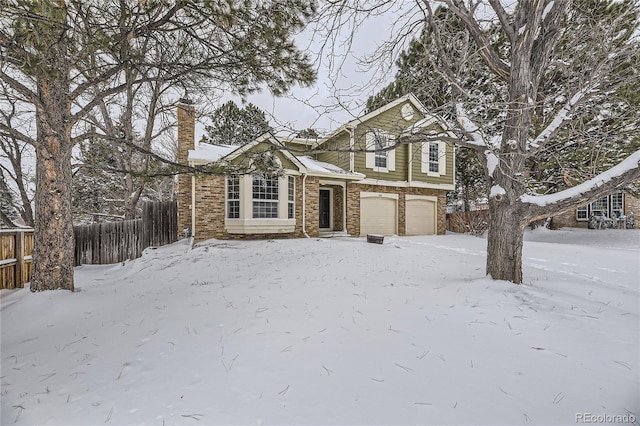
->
xmin=176 ymin=94 xmax=456 ymax=241
xmin=551 ymin=190 xmax=640 ymax=229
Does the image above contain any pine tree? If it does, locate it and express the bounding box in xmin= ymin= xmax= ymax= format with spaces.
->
xmin=202 ymin=101 xmax=272 ymax=146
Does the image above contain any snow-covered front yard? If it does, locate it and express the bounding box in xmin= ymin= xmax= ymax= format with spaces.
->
xmin=1 ymin=229 xmax=638 ymax=425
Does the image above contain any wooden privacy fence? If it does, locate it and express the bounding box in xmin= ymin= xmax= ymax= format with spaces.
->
xmin=0 ymin=229 xmax=34 ymax=289
xmin=446 ymin=210 xmax=490 ymax=235
xmin=0 ymin=201 xmax=178 ymax=288
xmin=74 ymin=201 xmax=177 ymax=266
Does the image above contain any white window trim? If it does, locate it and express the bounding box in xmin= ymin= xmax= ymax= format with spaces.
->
xmin=421 ymin=141 xmax=447 ymax=177
xmin=252 ymin=174 xmax=280 ymax=219
xmin=226 ymin=176 xmax=240 ymax=219
xmin=365 ymin=130 xmax=396 ymax=173
xmin=225 ymin=174 xmax=296 ymax=234
xmin=288 ymin=176 xmax=295 ymax=220
xmin=575 ymin=192 xmax=625 ymax=221
xmin=576 ymin=205 xmax=588 ymax=221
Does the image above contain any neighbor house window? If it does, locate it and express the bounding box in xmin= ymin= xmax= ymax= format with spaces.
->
xmin=227 ymin=176 xmax=240 ymax=219
xmin=288 ymin=176 xmax=295 ymax=219
xmin=428 ymin=142 xmax=439 ymax=173
xmin=576 ymin=192 xmax=625 ymax=221
xmin=576 ymin=206 xmax=588 ymax=221
xmin=374 ymin=134 xmax=389 ymax=168
xmin=591 ymin=196 xmax=608 ymax=217
xmin=252 ymin=174 xmax=279 ymax=218
xmin=611 ymin=192 xmax=624 ymax=216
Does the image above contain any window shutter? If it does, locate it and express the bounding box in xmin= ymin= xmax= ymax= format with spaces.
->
xmin=365 ymin=132 xmax=375 ymax=169
xmin=439 ymin=142 xmax=446 ymax=175
xmin=388 ymin=136 xmax=396 ymax=171
xmin=420 ymin=142 xmax=427 ymax=173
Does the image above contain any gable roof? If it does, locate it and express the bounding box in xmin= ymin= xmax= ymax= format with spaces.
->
xmin=318 ymin=93 xmax=430 ymax=144
xmin=187 ymin=133 xmax=364 ymax=180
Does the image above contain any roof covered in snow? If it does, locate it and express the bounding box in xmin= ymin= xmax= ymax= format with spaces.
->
xmin=187 ymin=143 xmax=238 ymax=163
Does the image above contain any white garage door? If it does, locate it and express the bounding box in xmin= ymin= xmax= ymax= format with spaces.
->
xmin=406 ymin=196 xmax=437 ymax=235
xmin=360 ymin=192 xmax=397 ymax=236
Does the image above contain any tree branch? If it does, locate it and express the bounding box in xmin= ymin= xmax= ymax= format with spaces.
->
xmin=444 ymin=0 xmax=511 ymax=81
xmin=521 ymin=150 xmax=640 ymax=220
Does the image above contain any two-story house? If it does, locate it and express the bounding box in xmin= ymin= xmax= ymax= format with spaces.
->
xmin=176 ymin=94 xmax=456 ymax=241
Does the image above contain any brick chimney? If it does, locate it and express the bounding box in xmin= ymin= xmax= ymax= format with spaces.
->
xmin=177 ymin=98 xmax=195 ymax=164
xmin=177 ymin=99 xmax=195 ymax=237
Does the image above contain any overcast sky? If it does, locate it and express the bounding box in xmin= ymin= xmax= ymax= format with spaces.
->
xmin=196 ymin=3 xmax=420 ymax=140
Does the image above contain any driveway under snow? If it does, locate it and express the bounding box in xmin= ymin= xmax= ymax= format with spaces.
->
xmin=1 ymin=229 xmax=638 ymax=425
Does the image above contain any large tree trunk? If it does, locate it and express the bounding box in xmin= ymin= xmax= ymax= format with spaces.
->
xmin=486 ymin=199 xmax=526 ymax=283
xmin=30 ymin=82 xmax=75 ymax=292
xmin=484 ymin=18 xmax=537 ymax=284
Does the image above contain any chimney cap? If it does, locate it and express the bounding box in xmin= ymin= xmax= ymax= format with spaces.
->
xmin=179 ymin=97 xmax=194 ymax=105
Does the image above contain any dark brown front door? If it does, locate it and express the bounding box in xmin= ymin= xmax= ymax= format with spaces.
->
xmin=319 ymin=189 xmax=330 ymax=229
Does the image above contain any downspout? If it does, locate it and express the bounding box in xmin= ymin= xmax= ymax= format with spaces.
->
xmin=191 ymin=170 xmax=196 ymax=246
xmin=343 ymin=183 xmax=347 ymax=234
xmin=302 ymin=173 xmax=310 ymax=238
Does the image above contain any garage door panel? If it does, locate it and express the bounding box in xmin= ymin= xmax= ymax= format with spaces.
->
xmin=406 ymin=199 xmax=436 ymax=235
xmin=360 ymin=195 xmax=397 ymax=236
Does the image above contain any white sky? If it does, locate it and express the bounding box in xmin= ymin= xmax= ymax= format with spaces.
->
xmin=196 ymin=3 xmax=419 ymax=140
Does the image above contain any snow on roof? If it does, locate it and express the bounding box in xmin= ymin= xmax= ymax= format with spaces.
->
xmin=298 ymin=156 xmax=360 ymax=176
xmin=188 ymin=143 xmax=238 ymax=163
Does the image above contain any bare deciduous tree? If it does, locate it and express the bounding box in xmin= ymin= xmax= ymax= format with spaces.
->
xmin=319 ymin=0 xmax=640 ymax=283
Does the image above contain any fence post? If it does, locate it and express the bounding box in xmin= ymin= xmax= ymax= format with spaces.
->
xmin=15 ymin=231 xmax=24 ymax=288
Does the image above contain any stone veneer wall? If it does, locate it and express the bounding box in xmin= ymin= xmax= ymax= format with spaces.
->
xmin=177 ymin=102 xmax=195 ymax=237
xmin=304 ymin=177 xmax=320 ymax=237
xmin=625 ymin=195 xmax=640 ymax=228
xmin=345 ymin=183 xmax=448 ymax=236
xmin=190 ymin=174 xmax=319 ymax=242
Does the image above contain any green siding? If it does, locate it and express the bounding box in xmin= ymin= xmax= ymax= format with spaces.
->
xmin=411 ymin=140 xmax=455 ymax=186
xmin=317 ymin=132 xmax=350 ymax=170
xmin=352 ymin=101 xmax=424 ymax=181
xmin=319 ymin=100 xmax=455 ymax=186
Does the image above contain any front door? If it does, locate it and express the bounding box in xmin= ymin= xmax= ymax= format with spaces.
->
xmin=319 ymin=189 xmax=331 ymax=229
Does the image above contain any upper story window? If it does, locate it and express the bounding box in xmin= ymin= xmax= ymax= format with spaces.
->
xmin=374 ymin=134 xmax=389 ymax=168
xmin=428 ymin=142 xmax=439 ymax=173
xmin=252 ymin=174 xmax=279 ymax=218
xmin=365 ymin=130 xmax=395 ymax=172
xmin=421 ymin=141 xmax=446 ymax=176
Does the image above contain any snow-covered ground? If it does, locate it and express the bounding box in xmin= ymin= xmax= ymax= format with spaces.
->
xmin=1 ymin=229 xmax=638 ymax=425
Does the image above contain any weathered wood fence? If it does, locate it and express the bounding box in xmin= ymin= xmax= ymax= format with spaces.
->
xmin=74 ymin=201 xmax=177 ymax=266
xmin=0 ymin=229 xmax=34 ymax=289
xmin=446 ymin=210 xmax=490 ymax=235
xmin=1 ymin=201 xmax=178 ymax=289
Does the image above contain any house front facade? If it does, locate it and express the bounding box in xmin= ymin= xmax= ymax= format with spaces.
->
xmin=177 ymin=94 xmax=456 ymax=241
